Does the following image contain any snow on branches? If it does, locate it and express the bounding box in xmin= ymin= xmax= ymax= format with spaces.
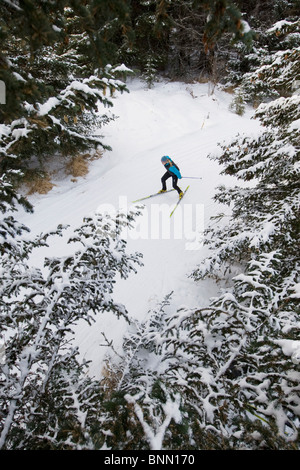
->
xmin=188 ymin=56 xmax=299 ymax=447
xmin=0 ymin=184 xmax=142 ymax=449
xmin=0 ymin=66 xmax=131 ymax=174
xmin=236 ymin=18 xmax=300 ymax=105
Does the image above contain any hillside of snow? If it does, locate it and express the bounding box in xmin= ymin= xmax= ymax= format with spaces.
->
xmin=17 ymin=78 xmax=262 ymax=378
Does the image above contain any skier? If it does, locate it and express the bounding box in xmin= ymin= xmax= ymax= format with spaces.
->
xmin=159 ymin=156 xmax=183 ymax=198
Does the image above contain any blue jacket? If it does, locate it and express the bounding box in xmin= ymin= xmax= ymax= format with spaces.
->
xmin=162 ymin=157 xmax=182 ymax=179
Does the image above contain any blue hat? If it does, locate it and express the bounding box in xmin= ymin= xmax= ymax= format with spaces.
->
xmin=161 ymin=156 xmax=170 ymax=162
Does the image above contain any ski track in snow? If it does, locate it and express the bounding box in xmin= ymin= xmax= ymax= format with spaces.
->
xmin=17 ymin=79 xmax=261 ymax=378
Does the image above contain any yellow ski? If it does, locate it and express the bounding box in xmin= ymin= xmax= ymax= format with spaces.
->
xmin=170 ymin=186 xmax=190 ymax=217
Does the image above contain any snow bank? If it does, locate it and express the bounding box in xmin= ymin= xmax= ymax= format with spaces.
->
xmin=273 ymin=340 xmax=300 ymax=365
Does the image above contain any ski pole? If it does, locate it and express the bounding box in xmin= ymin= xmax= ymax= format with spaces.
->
xmin=182 ymin=176 xmax=202 ymax=180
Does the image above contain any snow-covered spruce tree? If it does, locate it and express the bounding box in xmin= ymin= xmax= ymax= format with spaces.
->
xmin=96 ymin=293 xmax=188 ymax=450
xmin=0 ymin=65 xmax=131 ymax=177
xmin=95 ymin=275 xmax=299 ymax=450
xmin=0 ymin=0 xmax=132 ymax=177
xmin=0 ymin=171 xmax=34 ymax=257
xmin=96 ymin=293 xmax=254 ymax=450
xmin=188 ymin=94 xmax=300 ymax=445
xmin=0 ymin=181 xmax=142 ymax=449
xmin=229 ymin=17 xmax=300 ymax=107
xmin=141 ymin=55 xmax=162 ymax=88
xmin=224 ymin=2 xmax=300 ymax=113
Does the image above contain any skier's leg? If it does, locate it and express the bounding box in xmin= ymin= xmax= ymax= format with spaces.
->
xmin=161 ymin=172 xmax=171 ymax=191
xmin=172 ymin=175 xmax=182 ymax=195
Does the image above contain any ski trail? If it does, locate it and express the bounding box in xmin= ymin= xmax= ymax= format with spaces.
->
xmin=16 ymin=79 xmax=261 ymax=377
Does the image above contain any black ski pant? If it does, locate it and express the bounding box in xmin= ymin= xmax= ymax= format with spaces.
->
xmin=161 ymin=171 xmax=182 ymax=194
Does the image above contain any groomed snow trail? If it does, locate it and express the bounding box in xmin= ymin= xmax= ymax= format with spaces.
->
xmin=17 ymin=79 xmax=261 ymax=378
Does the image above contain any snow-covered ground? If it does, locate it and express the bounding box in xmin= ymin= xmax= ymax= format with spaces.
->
xmin=17 ymin=78 xmax=262 ymax=378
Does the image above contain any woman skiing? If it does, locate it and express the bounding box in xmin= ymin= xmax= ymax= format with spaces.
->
xmin=159 ymin=156 xmax=183 ymax=198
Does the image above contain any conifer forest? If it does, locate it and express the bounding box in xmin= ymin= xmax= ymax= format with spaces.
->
xmin=0 ymin=0 xmax=299 ymax=452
